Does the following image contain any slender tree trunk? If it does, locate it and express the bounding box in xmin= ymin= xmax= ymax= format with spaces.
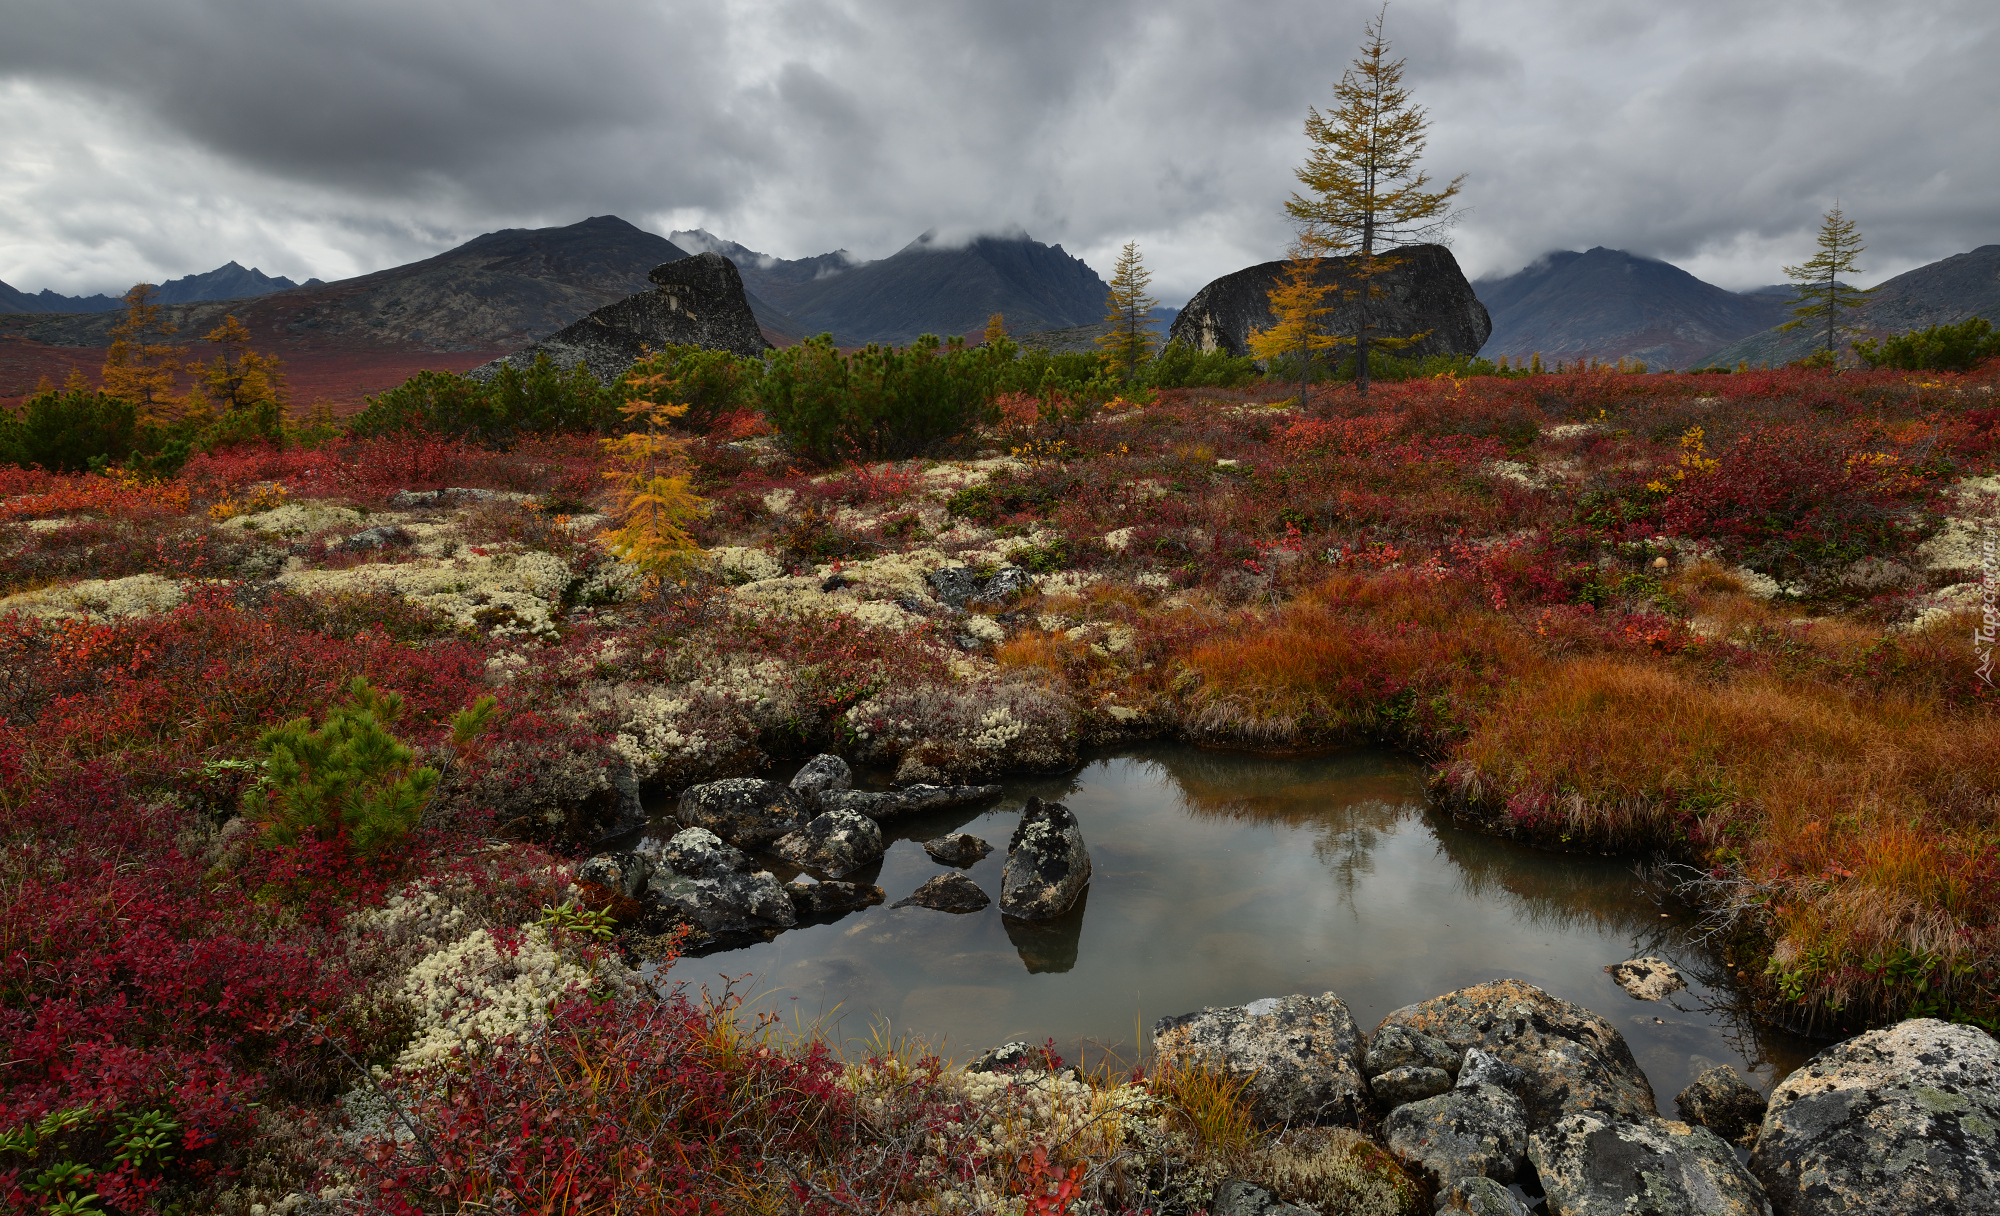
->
xmin=1824 ymin=269 xmax=1835 ymax=356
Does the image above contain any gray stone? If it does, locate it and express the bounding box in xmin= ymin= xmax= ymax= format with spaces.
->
xmin=892 ymin=872 xmax=989 ymax=913
xmin=1153 ymin=993 xmax=1371 ymax=1127
xmin=819 ymin=783 xmax=1002 ymax=821
xmin=1376 ymin=979 xmax=1657 ymax=1128
xmin=969 ymin=565 xmax=1035 ymax=607
xmin=1168 ymin=243 xmax=1491 ymax=361
xmin=925 ymin=565 xmax=986 ymax=608
xmin=789 ymin=754 xmax=852 ymax=809
xmin=922 ymin=832 xmax=993 ymax=866
xmin=470 ymin=252 xmax=771 ymax=384
xmin=1211 ymin=1180 xmax=1312 ymax=1216
xmin=1368 ymin=1024 xmax=1462 ymax=1079
xmin=1609 ymin=956 xmax=1688 ymax=1001
xmin=639 ymin=826 xmax=747 ymax=879
xmin=1530 ymin=1112 xmax=1769 ymax=1216
xmin=1458 ymin=1048 xmax=1528 ymax=1095
xmin=1749 ymin=1018 xmax=2000 ymax=1216
xmin=784 ymin=879 xmax=884 ymax=918
xmin=575 ymin=850 xmax=650 ymax=899
xmin=675 ymin=777 xmax=805 ymax=850
xmin=998 ymin=796 xmax=1090 ymax=920
xmin=770 ymin=808 xmax=885 ymax=878
xmin=645 ymin=867 xmax=796 ymax=935
xmin=1374 ymin=1066 xmax=1456 ymax=1108
xmin=339 ymin=525 xmax=410 ymax=552
xmin=1383 ymin=1083 xmax=1530 ymax=1187
xmin=1675 ymin=1066 xmax=1766 ymax=1148
xmin=966 ymin=1041 xmax=1065 ymax=1075
xmin=388 ymin=487 xmax=500 ymax=509
xmin=1433 ymin=1176 xmax=1531 ymax=1216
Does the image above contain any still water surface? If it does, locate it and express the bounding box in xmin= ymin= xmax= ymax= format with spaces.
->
xmin=651 ymin=745 xmax=1818 ymax=1101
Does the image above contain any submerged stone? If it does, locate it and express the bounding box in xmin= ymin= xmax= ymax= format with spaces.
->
xmin=1608 ymin=956 xmax=1688 ymax=1001
xmin=998 ymin=796 xmax=1090 ymax=919
xmin=893 ymin=872 xmax=989 ymax=913
xmin=676 ymin=777 xmax=805 ymax=850
xmin=922 ymin=832 xmax=992 ymax=866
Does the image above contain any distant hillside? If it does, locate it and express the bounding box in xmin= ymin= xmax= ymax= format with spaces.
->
xmin=1014 ymin=308 xmax=1179 ymax=354
xmin=1474 ymin=248 xmax=1793 ymax=369
xmin=0 ymin=260 xmax=320 ymax=316
xmin=1701 ymin=244 xmax=2000 ymax=367
xmin=668 ymin=229 xmax=863 ymax=319
xmin=0 ymin=281 xmax=122 ymax=315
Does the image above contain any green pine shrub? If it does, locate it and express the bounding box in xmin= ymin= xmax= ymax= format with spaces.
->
xmin=757 ymin=333 xmax=1001 ymax=463
xmin=1853 ymin=316 xmax=2000 ymax=371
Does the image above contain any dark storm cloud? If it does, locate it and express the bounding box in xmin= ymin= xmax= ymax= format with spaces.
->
xmin=2 ymin=0 xmax=1994 ymax=301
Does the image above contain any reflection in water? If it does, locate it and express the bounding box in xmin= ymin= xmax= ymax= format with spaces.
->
xmin=659 ymin=744 xmax=1821 ymax=1101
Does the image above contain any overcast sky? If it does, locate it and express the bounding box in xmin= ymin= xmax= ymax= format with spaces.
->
xmin=3 ymin=0 xmax=1994 ymax=304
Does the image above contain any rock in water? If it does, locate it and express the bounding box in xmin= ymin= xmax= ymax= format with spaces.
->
xmin=575 ymin=849 xmax=650 ymax=899
xmin=1153 ymin=993 xmax=1371 ymax=1127
xmin=820 ymin=784 xmax=1003 ymax=821
xmin=770 ymin=808 xmax=884 ymax=878
xmin=471 ymin=251 xmax=770 ymax=383
xmin=922 ymin=832 xmax=993 ymax=866
xmin=1374 ymin=979 xmax=1656 ymax=1128
xmin=1168 ymin=243 xmax=1491 ymax=361
xmin=1529 ymin=1112 xmax=1770 ymax=1216
xmin=892 ymin=872 xmax=989 ymax=912
xmin=1674 ymin=1066 xmax=1766 ymax=1148
xmin=675 ymin=778 xmax=805 ymax=850
xmin=1749 ymin=1018 xmax=2000 ymax=1216
xmin=1608 ymin=956 xmax=1688 ymax=1001
xmin=1382 ymin=1083 xmax=1530 ymax=1187
xmin=784 ymin=879 xmax=884 ymax=917
xmin=642 ymin=827 xmax=796 ymax=934
xmin=998 ymin=796 xmax=1090 ymax=919
xmin=789 ymin=754 xmax=852 ymax=810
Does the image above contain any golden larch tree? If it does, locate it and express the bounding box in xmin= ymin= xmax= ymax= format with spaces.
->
xmin=1780 ymin=204 xmax=1877 ymax=360
xmin=1286 ymin=5 xmax=1463 ymax=394
xmin=1096 ymin=241 xmax=1159 ymax=384
xmin=600 ymin=357 xmax=706 ymax=578
xmin=100 ymin=284 xmax=182 ymax=421
xmin=1247 ymin=242 xmax=1345 ymax=409
xmin=183 ymin=314 xmax=290 ymax=424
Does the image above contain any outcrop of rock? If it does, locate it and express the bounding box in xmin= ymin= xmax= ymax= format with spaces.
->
xmin=1367 ymin=1024 xmax=1462 ymax=1080
xmin=641 ymin=827 xmax=796 ymax=934
xmin=770 ymin=808 xmax=884 ymax=878
xmin=1529 ymin=1112 xmax=1770 ymax=1216
xmin=820 ymin=783 xmax=1002 ymax=821
xmin=675 ymin=778 xmax=805 ymax=850
xmin=1608 ymin=956 xmax=1687 ymax=1001
xmin=1154 ymin=993 xmax=1371 ymax=1127
xmin=784 ymin=879 xmax=884 ymax=917
xmin=925 ymin=564 xmax=1034 ymax=609
xmin=998 ymin=797 xmax=1091 ymax=919
xmin=1375 ymin=979 xmax=1656 ymax=1127
xmin=1381 ymin=1083 xmax=1530 ymax=1188
xmin=790 ymin=754 xmax=853 ymax=810
xmin=472 ymin=251 xmax=771 ymax=384
xmin=1749 ymin=1018 xmax=2000 ymax=1216
xmin=922 ymin=833 xmax=992 ymax=866
xmin=893 ymin=872 xmax=989 ymax=912
xmin=1433 ymin=1175 xmax=1532 ymax=1215
xmin=1674 ymin=1066 xmax=1766 ymax=1147
xmin=1167 ymin=243 xmax=1491 ymax=361
xmin=1372 ymin=1066 xmax=1454 ymax=1107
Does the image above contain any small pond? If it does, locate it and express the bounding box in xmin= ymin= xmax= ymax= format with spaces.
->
xmin=644 ymin=744 xmax=1819 ymax=1101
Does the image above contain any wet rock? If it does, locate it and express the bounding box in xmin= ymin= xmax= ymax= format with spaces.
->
xmin=1383 ymin=1083 xmax=1530 ymax=1187
xmin=1529 ymin=1112 xmax=1769 ymax=1216
xmin=969 ymin=565 xmax=1035 ymax=607
xmin=1608 ymin=956 xmax=1688 ymax=1001
xmin=1375 ymin=979 xmax=1657 ymax=1128
xmin=575 ymin=850 xmax=650 ymax=899
xmin=784 ymin=879 xmax=884 ymax=918
xmin=1458 ymin=1048 xmax=1528 ymax=1095
xmin=1674 ymin=1066 xmax=1766 ymax=1148
xmin=999 ymin=796 xmax=1090 ymax=919
xmin=676 ymin=777 xmax=805 ymax=850
xmin=1373 ymin=1065 xmax=1455 ymax=1108
xmin=1210 ymin=1180 xmax=1312 ymax=1216
xmin=789 ymin=754 xmax=852 ymax=810
xmin=892 ymin=872 xmax=989 ymax=913
xmin=923 ymin=832 xmax=992 ymax=866
xmin=1433 ymin=1176 xmax=1532 ymax=1215
xmin=1749 ymin=1018 xmax=2000 ymax=1216
xmin=642 ymin=828 xmax=796 ymax=934
xmin=593 ymin=762 xmax=646 ymax=838
xmin=1154 ymin=993 xmax=1371 ymax=1127
xmin=638 ymin=826 xmax=747 ymax=878
xmin=770 ymin=808 xmax=884 ymax=878
xmin=820 ymin=783 xmax=1002 ymax=821
xmin=1367 ymin=1024 xmax=1461 ymax=1079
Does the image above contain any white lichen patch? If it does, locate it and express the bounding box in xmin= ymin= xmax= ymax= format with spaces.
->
xmin=1103 ymin=527 xmax=1136 ymax=552
xmin=1915 ymin=475 xmax=2000 ymax=576
xmin=0 ymin=572 xmax=188 ymax=621
xmin=709 ymin=545 xmax=785 ymax=584
xmin=216 ymin=498 xmax=368 ymax=537
xmin=918 ymin=457 xmax=1028 ymax=492
xmin=395 ymin=924 xmax=637 ymax=1071
xmin=277 ymin=549 xmax=574 ymax=636
xmin=1544 ymin=422 xmax=1608 ymax=441
xmin=1482 ymin=459 xmax=1548 ymax=490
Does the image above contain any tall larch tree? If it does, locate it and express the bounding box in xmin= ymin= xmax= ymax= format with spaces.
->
xmin=1780 ymin=204 xmax=1877 ymax=361
xmin=1286 ymin=5 xmax=1463 ymax=394
xmin=100 ymin=284 xmax=182 ymax=422
xmin=1097 ymin=241 xmax=1159 ymax=384
xmin=183 ymin=314 xmax=290 ymax=424
xmin=1247 ymin=242 xmax=1343 ymax=409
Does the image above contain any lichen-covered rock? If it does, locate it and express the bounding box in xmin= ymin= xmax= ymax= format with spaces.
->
xmin=965 ymin=1040 xmax=1069 ymax=1075
xmin=675 ymin=777 xmax=805 ymax=849
xmin=1228 ymin=1126 xmax=1426 ymax=1215
xmin=1609 ymin=956 xmax=1687 ymax=1001
xmin=1372 ymin=1065 xmax=1454 ymax=1108
xmin=770 ymin=808 xmax=884 ymax=878
xmin=1382 ymin=1083 xmax=1530 ymax=1187
xmin=1434 ymin=1176 xmax=1532 ymax=1215
xmin=1530 ymin=1112 xmax=1769 ymax=1216
xmin=1210 ymin=1180 xmax=1312 ymax=1216
xmin=789 ymin=753 xmax=852 ymax=809
xmin=1458 ymin=1048 xmax=1528 ymax=1095
xmin=784 ymin=879 xmax=884 ymax=917
xmin=1375 ymin=979 xmax=1656 ymax=1128
xmin=819 ymin=783 xmax=1002 ymax=821
xmin=999 ymin=796 xmax=1090 ymax=919
xmin=645 ymin=865 xmax=796 ymax=934
xmin=641 ymin=826 xmax=746 ymax=878
xmin=1749 ymin=1018 xmax=2000 ymax=1216
xmin=969 ymin=565 xmax=1035 ymax=607
xmin=893 ymin=872 xmax=989 ymax=913
xmin=575 ymin=850 xmax=650 ymax=899
xmin=922 ymin=832 xmax=992 ymax=866
xmin=1675 ymin=1066 xmax=1767 ymax=1148
xmin=1153 ymin=993 xmax=1370 ymax=1127
xmin=1366 ymin=1023 xmax=1461 ymax=1079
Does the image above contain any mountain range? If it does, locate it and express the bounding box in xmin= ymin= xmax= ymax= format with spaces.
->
xmin=0 ymin=261 xmax=322 ymax=315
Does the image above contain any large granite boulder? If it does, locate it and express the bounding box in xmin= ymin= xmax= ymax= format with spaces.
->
xmin=641 ymin=827 xmax=796 ymax=935
xmin=789 ymin=753 xmax=853 ymax=810
xmin=1153 ymin=993 xmax=1371 ymax=1127
xmin=471 ymin=252 xmax=770 ymax=383
xmin=1530 ymin=1112 xmax=1770 ymax=1216
xmin=675 ymin=778 xmax=805 ymax=850
xmin=998 ymin=796 xmax=1090 ymax=919
xmin=770 ymin=808 xmax=884 ymax=878
xmin=1749 ymin=1018 xmax=2000 ymax=1215
xmin=1675 ymin=1066 xmax=1766 ymax=1148
xmin=574 ymin=849 xmax=650 ymax=900
xmin=1366 ymin=1024 xmax=1461 ymax=1080
xmin=1382 ymin=1083 xmax=1530 ymax=1188
xmin=1167 ymin=243 xmax=1491 ymax=361
xmin=1372 ymin=1066 xmax=1454 ymax=1108
xmin=1375 ymin=979 xmax=1656 ymax=1128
